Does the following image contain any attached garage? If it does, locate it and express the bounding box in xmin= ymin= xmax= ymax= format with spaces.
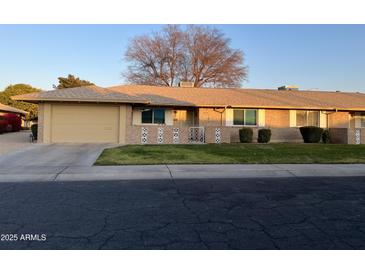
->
xmin=50 ymin=104 xmax=119 ymax=143
xmin=10 ymin=85 xmax=144 ymax=144
xmin=35 ymin=102 xmax=128 ymax=144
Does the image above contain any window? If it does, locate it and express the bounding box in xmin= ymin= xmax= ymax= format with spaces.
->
xmin=361 ymin=113 xmax=365 ymax=128
xmin=233 ymin=109 xmax=257 ymax=126
xmin=233 ymin=110 xmax=245 ymax=125
xmin=141 ymin=109 xmax=153 ymax=124
xmin=296 ymin=111 xmax=307 ymax=127
xmin=296 ymin=110 xmax=319 ymax=127
xmin=173 ymin=110 xmax=195 ymax=126
xmin=141 ymin=108 xmax=165 ymax=124
xmin=308 ymin=111 xmax=319 ymax=126
xmin=153 ymin=109 xmax=165 ymax=124
xmin=245 ymin=109 xmax=257 ymax=125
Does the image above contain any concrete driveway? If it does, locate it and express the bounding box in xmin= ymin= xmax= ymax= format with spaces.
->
xmin=0 ymin=132 xmax=111 ymax=181
xmin=0 ymin=130 xmax=32 ymax=156
xmin=0 ymin=143 xmax=112 ymax=168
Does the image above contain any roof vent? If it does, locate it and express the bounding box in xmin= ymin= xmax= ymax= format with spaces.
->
xmin=278 ymin=85 xmax=299 ymax=91
xmin=179 ymin=81 xmax=195 ymax=88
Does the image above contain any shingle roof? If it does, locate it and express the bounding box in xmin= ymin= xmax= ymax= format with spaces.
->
xmin=108 ymin=85 xmax=365 ymax=111
xmin=12 ymin=84 xmax=365 ymax=111
xmin=0 ymin=103 xmax=28 ymax=115
xmin=11 ymin=85 xmax=148 ymax=104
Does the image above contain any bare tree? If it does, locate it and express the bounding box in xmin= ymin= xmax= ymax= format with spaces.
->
xmin=124 ymin=25 xmax=184 ymax=87
xmin=124 ymin=25 xmax=247 ymax=88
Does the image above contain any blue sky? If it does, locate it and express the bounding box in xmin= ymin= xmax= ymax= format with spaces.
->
xmin=0 ymin=24 xmax=364 ymax=92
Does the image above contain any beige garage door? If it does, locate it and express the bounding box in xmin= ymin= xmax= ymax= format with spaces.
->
xmin=51 ymin=104 xmax=119 ymax=143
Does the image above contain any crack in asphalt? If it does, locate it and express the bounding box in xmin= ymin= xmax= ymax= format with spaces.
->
xmin=53 ymin=166 xmax=69 ymax=182
xmin=165 ymin=165 xmax=202 ymax=223
xmin=97 ymin=233 xmax=116 ymax=250
xmin=1 ymin=176 xmax=365 ymax=249
xmin=164 ymin=165 xmax=218 ymax=249
xmin=249 ymin=218 xmax=280 ymax=249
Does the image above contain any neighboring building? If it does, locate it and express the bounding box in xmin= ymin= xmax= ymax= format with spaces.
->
xmin=0 ymin=103 xmax=28 ymax=117
xmin=0 ymin=103 xmax=29 ymax=129
xmin=12 ymin=84 xmax=365 ymax=144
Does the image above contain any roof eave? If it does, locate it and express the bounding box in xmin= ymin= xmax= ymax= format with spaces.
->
xmin=0 ymin=110 xmax=28 ymax=115
xmin=11 ymin=97 xmax=150 ymax=105
xmin=11 ymin=97 xmax=365 ymax=112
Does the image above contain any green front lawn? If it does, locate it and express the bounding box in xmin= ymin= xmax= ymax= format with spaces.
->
xmin=95 ymin=143 xmax=365 ymax=165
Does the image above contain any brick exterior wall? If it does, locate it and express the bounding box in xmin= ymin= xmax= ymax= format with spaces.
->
xmin=205 ymin=126 xmax=230 ymax=143
xmin=126 ymin=107 xmax=304 ymax=144
xmin=126 ymin=125 xmax=231 ymax=145
xmin=348 ymin=129 xmax=356 ymax=144
xmin=225 ymin=109 xmax=301 ymax=143
xmin=329 ymin=128 xmax=348 ymax=144
xmin=328 ymin=128 xmax=365 ymax=144
xmin=346 ymin=128 xmax=365 ymax=144
xmin=328 ymin=112 xmax=349 ymax=128
xmin=127 ymin=125 xmax=191 ymax=145
xmin=198 ymin=108 xmax=225 ymax=127
xmin=126 ymin=126 xmax=303 ymax=145
xmin=125 ymin=107 xmax=358 ymax=144
xmin=265 ymin=109 xmax=290 ymax=127
xmin=35 ymin=102 xmax=361 ymax=145
xmin=226 ymin=127 xmax=302 ymax=143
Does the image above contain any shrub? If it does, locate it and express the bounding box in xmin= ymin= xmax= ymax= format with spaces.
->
xmin=322 ymin=129 xmax=331 ymax=144
xmin=239 ymin=127 xmax=253 ymax=143
xmin=31 ymin=124 xmax=38 ymax=140
xmin=3 ymin=113 xmax=22 ymax=132
xmin=299 ymin=126 xmax=324 ymax=143
xmin=258 ymin=128 xmax=272 ymax=143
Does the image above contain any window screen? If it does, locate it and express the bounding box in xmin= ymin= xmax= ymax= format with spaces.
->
xmin=307 ymin=111 xmax=319 ymax=126
xmin=153 ymin=109 xmax=165 ymax=124
xmin=296 ymin=111 xmax=307 ymax=127
xmin=141 ymin=109 xmax=153 ymax=124
xmin=233 ymin=110 xmax=245 ymax=125
xmin=233 ymin=109 xmax=257 ymax=126
xmin=296 ymin=110 xmax=319 ymax=127
xmin=141 ymin=109 xmax=165 ymax=124
xmin=245 ymin=110 xmax=257 ymax=125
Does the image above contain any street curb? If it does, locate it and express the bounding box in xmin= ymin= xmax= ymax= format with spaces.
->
xmin=1 ymin=164 xmax=365 ymax=183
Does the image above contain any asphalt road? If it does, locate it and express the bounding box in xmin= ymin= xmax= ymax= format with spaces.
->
xmin=0 ymin=176 xmax=364 ymax=250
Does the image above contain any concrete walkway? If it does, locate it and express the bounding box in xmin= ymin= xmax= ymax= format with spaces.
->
xmin=1 ymin=164 xmax=365 ymax=182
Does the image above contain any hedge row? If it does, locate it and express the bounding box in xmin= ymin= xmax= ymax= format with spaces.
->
xmin=299 ymin=126 xmax=331 ymax=143
xmin=239 ymin=127 xmax=272 ymax=143
xmin=239 ymin=126 xmax=331 ymax=144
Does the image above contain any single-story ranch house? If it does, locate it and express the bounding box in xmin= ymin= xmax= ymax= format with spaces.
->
xmin=12 ymin=84 xmax=365 ymax=145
